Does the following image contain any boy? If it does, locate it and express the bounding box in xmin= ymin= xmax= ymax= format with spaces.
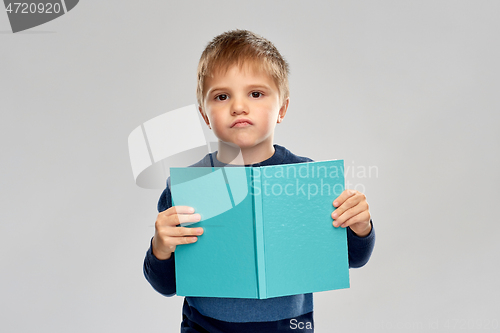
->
xmin=143 ymin=29 xmax=375 ymax=332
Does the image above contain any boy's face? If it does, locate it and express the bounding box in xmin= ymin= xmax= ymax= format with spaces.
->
xmin=199 ymin=64 xmax=288 ymax=152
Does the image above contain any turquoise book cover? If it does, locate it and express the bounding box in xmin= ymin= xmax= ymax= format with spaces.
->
xmin=170 ymin=159 xmax=349 ymax=299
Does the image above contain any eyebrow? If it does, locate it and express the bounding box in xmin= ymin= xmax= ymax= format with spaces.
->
xmin=207 ymin=84 xmax=274 ymax=96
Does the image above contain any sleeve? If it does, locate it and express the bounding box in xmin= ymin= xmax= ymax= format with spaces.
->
xmin=143 ymin=177 xmax=177 ymax=296
xmin=347 ymin=219 xmax=375 ymax=268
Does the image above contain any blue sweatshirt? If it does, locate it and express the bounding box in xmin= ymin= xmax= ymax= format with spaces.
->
xmin=143 ymin=144 xmax=375 ymax=332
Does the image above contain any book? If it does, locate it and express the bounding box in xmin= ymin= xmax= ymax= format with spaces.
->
xmin=170 ymin=159 xmax=349 ymax=299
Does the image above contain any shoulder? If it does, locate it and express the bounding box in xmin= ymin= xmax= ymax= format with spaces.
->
xmin=158 ymin=153 xmax=213 ymax=212
xmin=275 ymin=144 xmax=314 ymax=164
xmin=188 ymin=153 xmax=214 ymax=167
xmin=157 ymin=179 xmax=172 ymax=213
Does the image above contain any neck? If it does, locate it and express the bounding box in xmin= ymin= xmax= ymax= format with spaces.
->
xmin=216 ymin=141 xmax=275 ymax=165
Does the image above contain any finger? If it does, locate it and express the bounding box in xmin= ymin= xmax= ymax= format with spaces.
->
xmin=174 ymin=213 xmax=202 ymax=226
xmin=155 ymin=227 xmax=203 ymax=250
xmin=339 ymin=210 xmax=371 ymax=229
xmin=332 ymin=192 xmax=363 ymax=220
xmin=332 ymin=200 xmax=368 ymax=227
xmin=177 ymin=236 xmax=200 ymax=245
xmin=164 ymin=226 xmax=204 ymax=238
xmin=163 ymin=205 xmax=196 ymax=216
xmin=167 ymin=227 xmax=204 ymax=246
xmin=160 ymin=234 xmax=199 ymax=249
xmin=157 ymin=212 xmax=201 ymax=228
xmin=333 ymin=189 xmax=357 ymax=208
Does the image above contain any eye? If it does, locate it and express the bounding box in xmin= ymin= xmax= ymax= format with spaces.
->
xmin=215 ymin=94 xmax=228 ymax=101
xmin=251 ymin=91 xmax=263 ymax=98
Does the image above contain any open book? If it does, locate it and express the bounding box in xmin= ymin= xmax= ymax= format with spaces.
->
xmin=170 ymin=159 xmax=349 ymax=299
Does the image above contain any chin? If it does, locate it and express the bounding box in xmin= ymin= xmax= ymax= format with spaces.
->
xmin=221 ymin=137 xmax=257 ymax=149
xmin=217 ymin=140 xmax=246 ymax=151
xmin=234 ymin=139 xmax=261 ymax=149
xmin=220 ymin=134 xmax=268 ymax=151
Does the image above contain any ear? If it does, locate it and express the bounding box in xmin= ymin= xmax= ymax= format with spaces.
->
xmin=277 ymin=97 xmax=290 ymax=123
xmin=199 ymin=105 xmax=211 ymax=129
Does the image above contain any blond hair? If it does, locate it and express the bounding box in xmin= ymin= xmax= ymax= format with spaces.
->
xmin=197 ymin=29 xmax=290 ymax=113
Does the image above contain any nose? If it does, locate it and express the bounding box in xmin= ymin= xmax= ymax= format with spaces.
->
xmin=230 ymin=94 xmax=248 ymax=115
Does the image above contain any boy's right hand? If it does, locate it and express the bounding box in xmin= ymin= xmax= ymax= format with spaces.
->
xmin=151 ymin=206 xmax=203 ymax=260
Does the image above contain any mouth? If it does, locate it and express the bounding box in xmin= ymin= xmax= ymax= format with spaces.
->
xmin=231 ymin=119 xmax=253 ymax=128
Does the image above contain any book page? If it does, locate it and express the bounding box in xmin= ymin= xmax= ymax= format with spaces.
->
xmin=261 ymin=160 xmax=350 ymax=298
xmin=171 ymin=167 xmax=259 ymax=298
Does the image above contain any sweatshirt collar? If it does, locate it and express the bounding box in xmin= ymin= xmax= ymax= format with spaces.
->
xmin=209 ymin=144 xmax=286 ymax=168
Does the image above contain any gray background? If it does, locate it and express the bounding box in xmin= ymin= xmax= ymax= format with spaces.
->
xmin=1 ymin=1 xmax=499 ymax=332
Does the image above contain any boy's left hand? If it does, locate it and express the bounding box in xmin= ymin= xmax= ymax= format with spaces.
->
xmin=332 ymin=189 xmax=372 ymax=237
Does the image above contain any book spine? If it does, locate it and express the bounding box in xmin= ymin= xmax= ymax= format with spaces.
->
xmin=252 ymin=167 xmax=267 ymax=299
